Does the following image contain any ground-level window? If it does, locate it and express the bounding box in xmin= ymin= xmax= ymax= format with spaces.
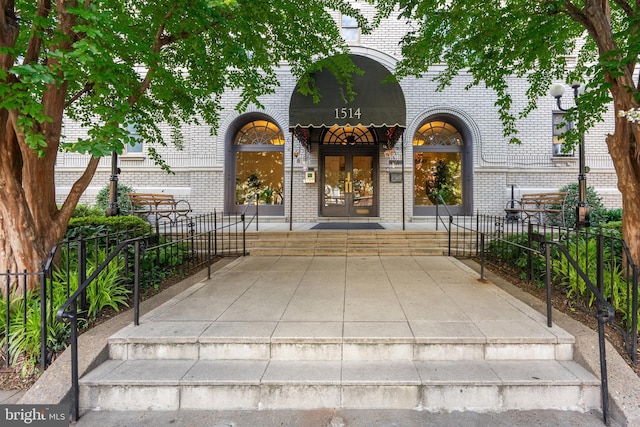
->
xmin=234 ymin=120 xmax=285 ymax=211
xmin=413 ymin=121 xmax=464 ymax=213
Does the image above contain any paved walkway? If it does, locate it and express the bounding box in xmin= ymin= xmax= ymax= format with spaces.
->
xmin=115 ymin=255 xmax=572 ymax=349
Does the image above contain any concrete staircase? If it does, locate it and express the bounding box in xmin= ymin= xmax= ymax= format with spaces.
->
xmin=80 ymin=336 xmax=600 ymax=411
xmin=79 ymin=323 xmax=600 ymax=412
xmin=244 ymin=230 xmax=456 ymax=256
xmin=78 ymin=254 xmax=600 ymax=414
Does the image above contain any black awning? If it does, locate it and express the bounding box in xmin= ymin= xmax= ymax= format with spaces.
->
xmin=289 ymin=55 xmax=406 ymax=130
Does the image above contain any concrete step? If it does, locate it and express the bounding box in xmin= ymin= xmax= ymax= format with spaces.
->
xmin=239 ymin=230 xmax=466 ymax=256
xmin=79 ymin=359 xmax=600 ymax=412
xmin=107 ymin=331 xmax=574 ymax=362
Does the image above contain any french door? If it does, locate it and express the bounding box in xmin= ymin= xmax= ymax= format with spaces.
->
xmin=321 ymin=149 xmax=377 ymax=217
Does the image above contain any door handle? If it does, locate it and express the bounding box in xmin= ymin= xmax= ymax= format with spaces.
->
xmin=345 ymin=172 xmax=352 ymax=193
xmin=345 ymin=181 xmax=353 ymax=193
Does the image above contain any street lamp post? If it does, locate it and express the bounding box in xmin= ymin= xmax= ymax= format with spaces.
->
xmin=105 ymin=151 xmax=120 ymax=217
xmin=550 ymin=82 xmax=590 ymax=229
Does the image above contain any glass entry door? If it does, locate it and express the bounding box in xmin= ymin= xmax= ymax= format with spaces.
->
xmin=321 ymin=150 xmax=376 ymax=217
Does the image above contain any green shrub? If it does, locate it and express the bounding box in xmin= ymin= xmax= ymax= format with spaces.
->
xmin=485 ymin=233 xmax=547 ymax=286
xmin=551 ymin=234 xmax=627 ymax=316
xmin=604 ymin=208 xmax=623 ymax=223
xmin=67 ymin=215 xmax=151 ymax=237
xmin=72 ymin=204 xmax=103 ymax=218
xmin=0 ymin=247 xmax=133 ymax=371
xmin=53 ymin=249 xmax=131 ymax=319
xmin=95 ymin=183 xmax=135 ymax=215
xmin=601 ymin=221 xmax=622 ymax=235
xmin=552 ymin=183 xmax=608 ymax=228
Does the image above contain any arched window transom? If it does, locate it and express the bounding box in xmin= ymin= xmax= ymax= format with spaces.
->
xmin=235 ymin=120 xmax=285 ymax=145
xmin=413 ymin=121 xmax=463 ymax=146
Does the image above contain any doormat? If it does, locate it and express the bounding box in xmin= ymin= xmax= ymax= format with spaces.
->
xmin=311 ymin=223 xmax=384 ymax=230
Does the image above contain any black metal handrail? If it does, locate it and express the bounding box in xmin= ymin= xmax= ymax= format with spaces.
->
xmin=56 ymin=237 xmax=145 ymax=423
xmin=1 ymin=210 xmax=250 ymax=423
xmin=241 ymin=194 xmax=259 ymax=256
xmin=435 ymin=193 xmax=454 ymax=232
xmin=542 ymin=238 xmax=614 ymax=426
xmin=241 ymin=193 xmax=259 ymax=230
xmin=445 ymin=213 xmax=638 ymax=426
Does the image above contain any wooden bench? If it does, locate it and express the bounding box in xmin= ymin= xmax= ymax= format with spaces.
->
xmin=506 ymin=192 xmax=568 ymax=226
xmin=127 ymin=193 xmax=192 ymax=224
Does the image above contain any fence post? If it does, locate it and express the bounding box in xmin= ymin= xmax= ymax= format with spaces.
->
xmin=632 ymin=265 xmax=638 ymax=365
xmin=207 ymin=230 xmax=212 ymax=280
xmin=594 ymin=232 xmax=610 ymax=426
xmin=545 ymin=242 xmax=552 ymax=327
xmin=597 ymin=232 xmax=604 ymax=300
xmin=134 ymin=241 xmax=141 ymax=326
xmin=4 ymin=272 xmax=10 ymax=369
xmin=39 ymin=266 xmax=47 ymax=371
xmin=214 ymin=211 xmax=218 ymax=256
xmin=448 ymin=216 xmax=453 ymax=257
xmin=476 ymin=211 xmax=480 ymax=257
xmin=70 ymin=302 xmax=79 ymax=423
xmin=241 ymin=214 xmax=247 ymax=256
xmin=480 ymin=234 xmax=485 ymax=281
xmin=78 ymin=238 xmax=87 ymax=313
xmin=527 ymin=223 xmax=534 ymax=281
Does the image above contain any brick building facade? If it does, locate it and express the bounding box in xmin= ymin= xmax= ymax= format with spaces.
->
xmin=55 ymin=4 xmax=621 ymax=222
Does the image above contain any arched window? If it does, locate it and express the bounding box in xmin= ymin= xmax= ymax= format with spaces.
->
xmin=413 ymin=120 xmax=465 ymax=214
xmin=233 ymin=119 xmax=285 ymax=214
xmin=321 ymin=125 xmax=376 ymax=145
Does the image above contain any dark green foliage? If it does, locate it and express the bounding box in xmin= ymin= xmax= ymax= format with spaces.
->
xmin=550 ymin=233 xmax=627 ymax=318
xmin=67 ymin=216 xmax=151 ymax=237
xmin=71 ymin=204 xmax=104 ymax=218
xmin=604 ymin=208 xmax=623 ymax=223
xmin=602 ymin=221 xmax=622 ymax=234
xmin=486 ymin=228 xmax=637 ymax=331
xmin=95 ymin=183 xmax=135 ymax=216
xmin=0 ymin=249 xmax=130 ymax=372
xmin=486 ymin=233 xmax=546 ymax=286
xmin=552 ymin=183 xmax=608 ymax=227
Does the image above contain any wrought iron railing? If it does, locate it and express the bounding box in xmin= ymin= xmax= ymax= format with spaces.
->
xmin=0 ymin=210 xmax=249 ymax=422
xmin=437 ymin=211 xmax=638 ymax=425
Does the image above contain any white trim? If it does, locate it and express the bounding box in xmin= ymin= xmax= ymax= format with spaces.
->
xmin=348 ymin=46 xmax=400 ymax=72
xmin=406 ymin=106 xmax=482 ymax=148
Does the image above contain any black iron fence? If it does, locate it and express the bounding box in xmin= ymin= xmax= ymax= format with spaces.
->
xmin=438 ymin=209 xmax=638 ymax=426
xmin=441 ymin=212 xmax=639 ymax=362
xmin=0 ymin=210 xmax=250 ymax=402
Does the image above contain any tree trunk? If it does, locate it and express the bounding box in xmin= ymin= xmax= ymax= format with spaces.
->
xmin=607 ymin=118 xmax=640 ymax=265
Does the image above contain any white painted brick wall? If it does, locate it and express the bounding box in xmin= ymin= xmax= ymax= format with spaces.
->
xmin=55 ymin=1 xmax=622 ymax=220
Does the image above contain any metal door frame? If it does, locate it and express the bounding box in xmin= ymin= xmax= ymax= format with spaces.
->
xmin=319 ymin=146 xmax=378 ymax=217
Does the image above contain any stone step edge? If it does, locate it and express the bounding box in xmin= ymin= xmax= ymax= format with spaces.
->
xmin=108 ymin=336 xmax=572 ymax=345
xmin=79 ymin=360 xmax=600 ymax=411
xmin=108 ymin=341 xmax=574 ymax=362
xmin=79 ymin=359 xmax=600 ymax=388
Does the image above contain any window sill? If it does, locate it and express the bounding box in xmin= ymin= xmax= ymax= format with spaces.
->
xmin=120 ymin=155 xmax=146 ymax=161
xmin=551 ymin=156 xmax=578 ymax=167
